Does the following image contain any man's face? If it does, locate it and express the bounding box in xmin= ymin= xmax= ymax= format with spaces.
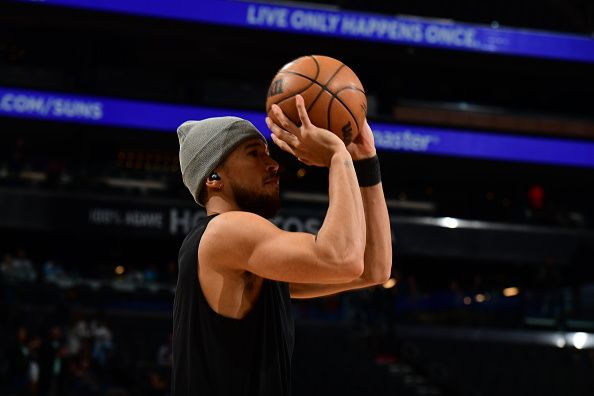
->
xmin=221 ymin=138 xmax=280 ymax=218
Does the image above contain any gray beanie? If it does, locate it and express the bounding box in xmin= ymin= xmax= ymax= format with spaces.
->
xmin=177 ymin=116 xmax=266 ymax=206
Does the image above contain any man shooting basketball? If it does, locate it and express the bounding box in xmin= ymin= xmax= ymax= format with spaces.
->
xmin=172 ymin=95 xmax=392 ymax=395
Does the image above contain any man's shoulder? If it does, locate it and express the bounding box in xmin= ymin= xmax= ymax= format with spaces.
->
xmin=206 ymin=211 xmax=275 ymax=236
xmin=201 ymin=211 xmax=278 ymax=254
xmin=199 ymin=211 xmax=277 ymax=272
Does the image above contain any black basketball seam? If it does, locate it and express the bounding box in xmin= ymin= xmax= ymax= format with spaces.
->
xmin=266 ymin=57 xmax=321 ymax=114
xmin=309 ymin=54 xmax=321 ymax=81
xmin=266 ymin=78 xmax=315 ymax=114
xmin=334 ymin=86 xmax=366 ymax=95
xmin=269 ymin=95 xmax=302 ymax=126
xmin=276 ymin=71 xmax=322 ymax=103
xmin=279 ymin=70 xmax=366 ymax=94
xmin=305 ymin=55 xmax=325 ymax=116
xmin=278 ymin=70 xmax=363 ymax=132
xmin=327 ymin=94 xmax=353 ymax=145
xmin=334 ymin=86 xmax=368 ymax=117
xmin=307 ymin=63 xmax=345 ymax=112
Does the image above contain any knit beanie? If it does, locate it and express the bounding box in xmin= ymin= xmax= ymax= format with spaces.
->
xmin=177 ymin=117 xmax=266 ymax=206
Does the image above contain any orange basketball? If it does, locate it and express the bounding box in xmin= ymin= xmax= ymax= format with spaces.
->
xmin=266 ymin=55 xmax=367 ymax=146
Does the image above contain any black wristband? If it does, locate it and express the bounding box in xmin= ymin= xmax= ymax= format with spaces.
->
xmin=353 ymin=155 xmax=381 ymax=187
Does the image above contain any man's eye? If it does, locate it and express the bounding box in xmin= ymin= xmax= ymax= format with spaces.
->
xmin=248 ymin=151 xmax=258 ymax=157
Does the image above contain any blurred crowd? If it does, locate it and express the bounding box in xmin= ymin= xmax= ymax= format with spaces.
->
xmin=1 ymin=248 xmax=177 ymax=288
xmin=1 ymin=311 xmax=171 ymax=396
xmin=3 ymin=247 xmax=593 ymax=329
xmin=6 ymin=319 xmax=111 ymax=396
xmin=1 ymin=246 xmax=593 ymax=396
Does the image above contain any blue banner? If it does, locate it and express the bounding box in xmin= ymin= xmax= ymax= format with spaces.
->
xmin=0 ymin=87 xmax=262 ymax=131
xmin=16 ymin=0 xmax=594 ymax=63
xmin=1 ymin=86 xmax=594 ymax=168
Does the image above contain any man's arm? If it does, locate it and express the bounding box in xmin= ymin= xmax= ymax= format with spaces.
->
xmin=290 ymin=122 xmax=393 ymax=298
xmin=201 ymin=96 xmax=367 ymax=284
xmin=290 ymin=183 xmax=392 ymax=298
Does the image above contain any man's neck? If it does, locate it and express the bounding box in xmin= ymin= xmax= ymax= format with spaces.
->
xmin=205 ymin=196 xmax=240 ymax=216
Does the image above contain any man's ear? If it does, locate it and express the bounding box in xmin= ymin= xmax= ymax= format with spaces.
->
xmin=205 ymin=171 xmax=223 ymax=191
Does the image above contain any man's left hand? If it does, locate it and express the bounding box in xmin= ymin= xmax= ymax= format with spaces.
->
xmin=346 ymin=120 xmax=377 ymax=161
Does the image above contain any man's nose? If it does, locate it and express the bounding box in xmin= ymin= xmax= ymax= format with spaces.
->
xmin=266 ymin=157 xmax=280 ymax=174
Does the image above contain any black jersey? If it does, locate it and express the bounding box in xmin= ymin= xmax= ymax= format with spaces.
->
xmin=172 ymin=214 xmax=295 ymax=396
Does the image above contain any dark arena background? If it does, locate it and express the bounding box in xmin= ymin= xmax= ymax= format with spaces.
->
xmin=2 ymin=1 xmax=594 ymax=395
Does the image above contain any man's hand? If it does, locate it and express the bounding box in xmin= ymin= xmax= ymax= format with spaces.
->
xmin=266 ymin=95 xmax=347 ymax=167
xmin=346 ymin=120 xmax=376 ymax=161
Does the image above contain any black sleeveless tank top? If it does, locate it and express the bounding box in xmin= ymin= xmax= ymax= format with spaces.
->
xmin=172 ymin=214 xmax=295 ymax=396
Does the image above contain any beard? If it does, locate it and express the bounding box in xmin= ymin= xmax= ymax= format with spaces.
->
xmin=230 ymin=180 xmax=280 ymax=218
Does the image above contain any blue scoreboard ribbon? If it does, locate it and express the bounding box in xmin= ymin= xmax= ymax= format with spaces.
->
xmin=16 ymin=0 xmax=594 ymax=63
xmin=2 ymin=86 xmax=594 ymax=169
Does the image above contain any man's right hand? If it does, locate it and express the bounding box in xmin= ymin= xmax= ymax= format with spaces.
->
xmin=265 ymin=94 xmax=346 ymax=167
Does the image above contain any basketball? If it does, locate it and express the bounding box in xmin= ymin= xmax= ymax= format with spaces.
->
xmin=266 ymin=55 xmax=367 ymax=146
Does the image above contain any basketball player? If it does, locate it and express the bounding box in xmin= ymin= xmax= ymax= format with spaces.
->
xmin=172 ymin=95 xmax=392 ymax=395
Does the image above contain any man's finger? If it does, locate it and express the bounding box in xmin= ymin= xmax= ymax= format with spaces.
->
xmin=271 ymin=105 xmax=300 ymax=137
xmin=267 ymin=117 xmax=295 ymax=139
xmin=267 ymin=117 xmax=299 ymax=148
xmin=271 ymin=134 xmax=297 ymax=157
xmin=295 ymin=95 xmax=312 ymax=128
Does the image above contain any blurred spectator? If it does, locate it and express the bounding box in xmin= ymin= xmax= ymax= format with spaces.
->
xmin=68 ymin=349 xmax=99 ymax=395
xmin=68 ymin=315 xmax=92 ymax=356
xmin=42 ymin=259 xmax=65 ymax=283
xmin=39 ymin=326 xmax=67 ymax=396
xmin=91 ymin=319 xmax=113 ymax=367
xmin=7 ymin=326 xmax=32 ymax=396
xmin=9 ymin=249 xmax=37 ymax=282
xmin=157 ymin=333 xmax=172 ymax=367
xmin=29 ymin=351 xmax=40 ymax=396
xmin=1 ymin=253 xmax=15 ymax=280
